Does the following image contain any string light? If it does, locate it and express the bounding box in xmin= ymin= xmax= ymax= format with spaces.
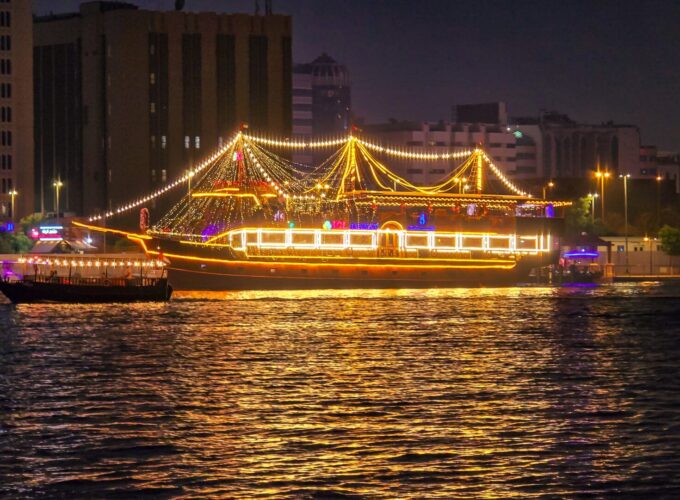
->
xmin=243 ymin=134 xmax=347 ymax=149
xmin=356 ymin=138 xmax=473 ymax=160
xmin=88 ymin=133 xmax=241 ymax=222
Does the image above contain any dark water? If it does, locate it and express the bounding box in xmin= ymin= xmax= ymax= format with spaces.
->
xmin=1 ymin=284 xmax=680 ymax=498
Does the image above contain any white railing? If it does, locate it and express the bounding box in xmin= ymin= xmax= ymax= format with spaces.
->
xmin=215 ymin=228 xmax=551 ymax=256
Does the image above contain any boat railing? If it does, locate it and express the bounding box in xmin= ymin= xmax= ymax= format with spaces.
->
xmin=16 ymin=276 xmax=166 ymax=287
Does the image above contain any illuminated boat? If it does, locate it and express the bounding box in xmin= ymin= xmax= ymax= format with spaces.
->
xmin=77 ymin=133 xmax=570 ymax=290
xmin=0 ymin=256 xmax=172 ymax=303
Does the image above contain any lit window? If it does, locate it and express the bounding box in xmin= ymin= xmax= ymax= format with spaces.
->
xmin=161 ymin=135 xmax=167 ymax=149
xmin=195 ymin=136 xmax=200 ymax=149
xmin=184 ymin=136 xmax=190 ymax=149
xmin=161 ymin=169 xmax=167 ymax=182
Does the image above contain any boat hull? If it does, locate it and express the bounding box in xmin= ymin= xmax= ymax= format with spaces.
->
xmin=0 ymin=279 xmax=173 ymax=304
xmin=146 ymin=238 xmax=555 ymax=290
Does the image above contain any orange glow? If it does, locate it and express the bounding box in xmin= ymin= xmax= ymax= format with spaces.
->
xmin=72 ymin=221 xmax=152 ymax=240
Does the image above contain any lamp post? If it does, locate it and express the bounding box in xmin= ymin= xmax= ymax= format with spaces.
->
xmin=644 ymin=236 xmax=656 ymax=275
xmin=595 ymin=170 xmax=610 ymax=222
xmin=8 ymin=189 xmax=17 ymax=223
xmin=588 ymin=192 xmax=599 ymax=224
xmin=542 ymin=181 xmax=555 ymax=200
xmin=187 ymin=169 xmax=195 ymax=195
xmin=620 ymin=173 xmax=631 ymax=273
xmin=656 ymin=175 xmax=662 ymax=231
xmin=53 ymin=179 xmax=63 ymax=223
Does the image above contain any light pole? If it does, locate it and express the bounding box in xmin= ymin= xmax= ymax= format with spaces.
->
xmin=9 ymin=189 xmax=17 ymax=223
xmin=53 ymin=179 xmax=63 ymax=223
xmin=542 ymin=181 xmax=555 ymax=200
xmin=644 ymin=236 xmax=656 ymax=275
xmin=588 ymin=192 xmax=599 ymax=224
xmin=656 ymin=175 xmax=662 ymax=231
xmin=187 ymin=169 xmax=195 ymax=195
xmin=620 ymin=174 xmax=631 ymax=273
xmin=595 ymin=171 xmax=610 ymax=222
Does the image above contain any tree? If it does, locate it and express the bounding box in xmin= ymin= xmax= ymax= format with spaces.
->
xmin=0 ymin=230 xmax=33 ymax=253
xmin=19 ymin=213 xmax=44 ymax=235
xmin=659 ymin=225 xmax=680 ymax=255
xmin=564 ymin=197 xmax=593 ymax=236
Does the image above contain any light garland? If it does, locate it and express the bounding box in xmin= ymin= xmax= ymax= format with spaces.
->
xmin=88 ymin=133 xmax=240 ymax=222
xmin=243 ymin=134 xmax=348 ymax=149
xmin=481 ymin=153 xmax=530 ymax=197
xmin=356 ymin=138 xmax=473 ymax=160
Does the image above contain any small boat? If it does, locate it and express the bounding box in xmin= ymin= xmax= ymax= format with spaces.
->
xmin=0 ymin=276 xmax=172 ymax=304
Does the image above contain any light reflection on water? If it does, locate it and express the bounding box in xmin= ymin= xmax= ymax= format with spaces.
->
xmin=1 ymin=284 xmax=680 ymax=498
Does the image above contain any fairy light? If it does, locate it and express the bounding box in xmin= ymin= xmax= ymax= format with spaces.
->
xmin=243 ymin=134 xmax=347 ymax=149
xmin=356 ymin=138 xmax=472 ymax=160
xmin=481 ymin=152 xmax=530 ymax=197
xmin=87 ymin=133 xmax=240 ymax=222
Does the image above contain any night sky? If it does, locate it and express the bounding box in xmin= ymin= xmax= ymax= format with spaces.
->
xmin=34 ymin=0 xmax=680 ymax=150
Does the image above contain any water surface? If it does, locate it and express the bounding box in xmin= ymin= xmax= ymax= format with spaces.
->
xmin=1 ymin=284 xmax=680 ymax=498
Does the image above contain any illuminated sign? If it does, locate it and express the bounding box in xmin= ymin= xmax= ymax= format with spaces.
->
xmin=407 ymin=225 xmax=435 ymax=231
xmin=564 ymin=250 xmax=599 ymax=259
xmin=34 ymin=225 xmax=64 ymax=241
xmin=350 ymin=222 xmax=378 ymax=230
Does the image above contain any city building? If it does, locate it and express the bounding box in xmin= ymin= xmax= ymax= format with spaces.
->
xmin=34 ymin=1 xmax=291 ymax=217
xmin=364 ymin=105 xmax=644 ymax=189
xmin=292 ymin=53 xmax=350 ymax=164
xmin=1 ymin=0 xmax=33 ymax=221
xmin=517 ymin=112 xmax=641 ymax=180
xmin=363 ymin=120 xmax=523 ymax=187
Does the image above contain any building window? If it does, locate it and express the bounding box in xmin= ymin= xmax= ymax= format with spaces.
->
xmin=150 ymin=102 xmax=156 ymax=114
xmin=0 ymin=153 xmax=10 ymax=170
xmin=0 ymin=106 xmax=10 ymax=122
xmin=0 ymin=12 xmax=9 ymax=27
xmin=0 ymin=130 xmax=11 ymax=145
xmin=0 ymin=35 xmax=9 ymax=51
xmin=150 ymin=72 xmax=155 ymax=85
xmin=0 ymin=82 xmax=10 ymax=98
xmin=1 ymin=177 xmax=12 ymax=194
xmin=0 ymin=59 xmax=10 ymax=75
xmin=194 ymin=136 xmax=200 ymax=149
xmin=161 ymin=135 xmax=167 ymax=149
xmin=184 ymin=136 xmax=190 ymax=149
xmin=161 ymin=169 xmax=167 ymax=182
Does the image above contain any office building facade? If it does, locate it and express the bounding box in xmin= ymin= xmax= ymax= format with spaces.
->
xmin=1 ymin=0 xmax=33 ymax=220
xmin=292 ymin=53 xmax=350 ymax=164
xmin=34 ymin=1 xmax=291 ymax=216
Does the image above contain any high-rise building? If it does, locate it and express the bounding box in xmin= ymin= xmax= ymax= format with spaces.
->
xmin=34 ymin=1 xmax=291 ymax=217
xmin=1 ymin=0 xmax=33 ymax=220
xmin=292 ymin=53 xmax=350 ymax=163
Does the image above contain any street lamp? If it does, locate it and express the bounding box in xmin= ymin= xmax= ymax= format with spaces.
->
xmin=8 ymin=189 xmax=17 ymax=222
xmin=542 ymin=181 xmax=555 ymax=200
xmin=595 ymin=170 xmax=610 ymax=222
xmin=620 ymin=173 xmax=631 ymax=273
xmin=187 ymin=169 xmax=195 ymax=195
xmin=53 ymin=179 xmax=63 ymax=223
xmin=644 ymin=236 xmax=656 ymax=275
xmin=588 ymin=192 xmax=599 ymax=224
xmin=656 ymin=175 xmax=662 ymax=231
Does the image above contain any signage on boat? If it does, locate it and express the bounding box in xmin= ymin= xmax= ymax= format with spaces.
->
xmin=32 ymin=225 xmax=63 ymax=241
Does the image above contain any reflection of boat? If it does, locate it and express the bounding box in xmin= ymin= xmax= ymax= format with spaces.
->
xmin=78 ymin=133 xmax=571 ymax=290
xmin=0 ymin=276 xmax=172 ymax=304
